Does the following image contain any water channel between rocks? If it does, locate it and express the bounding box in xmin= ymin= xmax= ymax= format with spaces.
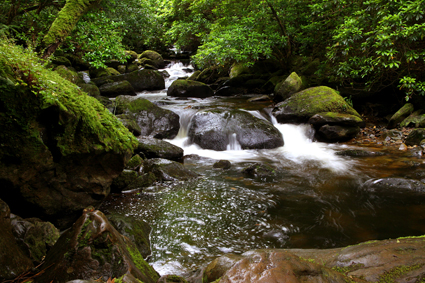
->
xmin=101 ymin=61 xmax=425 ymax=276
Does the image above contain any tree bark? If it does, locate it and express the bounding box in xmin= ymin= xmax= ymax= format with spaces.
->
xmin=42 ymin=0 xmax=102 ymax=58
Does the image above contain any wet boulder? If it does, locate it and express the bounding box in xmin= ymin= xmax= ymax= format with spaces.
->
xmin=309 ymin=112 xmax=365 ymax=128
xmin=405 ymin=128 xmax=425 ymax=146
xmin=142 ymin=158 xmax=199 ymax=182
xmin=136 ymin=136 xmax=184 ymax=161
xmin=213 ymin=160 xmax=232 ymax=169
xmin=400 ymin=110 xmax=425 ymax=128
xmin=10 ymin=214 xmax=60 ymax=264
xmin=34 ymin=209 xmax=160 ymax=283
xmin=99 ymin=80 xmax=136 ymax=97
xmin=188 ymin=109 xmax=284 ymax=151
xmin=115 ymin=96 xmax=180 ymax=139
xmin=107 ymin=214 xmax=152 ymax=258
xmin=272 ymin=86 xmax=360 ymax=123
xmin=138 ymin=50 xmax=165 ymax=69
xmin=78 ymin=83 xmax=101 ymax=97
xmin=92 ymin=69 xmax=165 ymax=91
xmin=273 ymin=72 xmax=304 ymax=103
xmin=387 ymin=103 xmax=414 ymax=129
xmin=167 ymin=79 xmax=214 ymax=98
xmin=315 ymin=125 xmax=360 ymax=142
xmin=0 ymin=199 xmax=34 ymax=281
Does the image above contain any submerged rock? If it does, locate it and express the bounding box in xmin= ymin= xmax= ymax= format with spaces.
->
xmin=34 ymin=209 xmax=160 ymax=283
xmin=142 ymin=158 xmax=199 ymax=182
xmin=272 ymin=86 xmax=360 ymax=123
xmin=188 ymin=109 xmax=283 ymax=151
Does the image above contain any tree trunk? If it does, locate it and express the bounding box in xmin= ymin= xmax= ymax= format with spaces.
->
xmin=42 ymin=0 xmax=102 ymax=58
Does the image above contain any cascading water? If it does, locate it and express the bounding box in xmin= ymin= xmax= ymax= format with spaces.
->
xmin=101 ymin=61 xmax=425 ymax=276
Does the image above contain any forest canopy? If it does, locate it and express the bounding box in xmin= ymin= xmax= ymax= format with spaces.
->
xmin=1 ymin=0 xmax=424 ymax=99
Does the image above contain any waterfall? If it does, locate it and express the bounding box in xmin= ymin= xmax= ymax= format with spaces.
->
xmin=226 ymin=133 xmax=242 ymax=150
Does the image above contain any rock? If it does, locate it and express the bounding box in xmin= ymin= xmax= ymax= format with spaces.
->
xmin=273 ymin=72 xmax=304 ymax=102
xmin=34 ymin=210 xmax=160 ymax=283
xmin=242 ymin=163 xmax=277 ymax=178
xmin=125 ymin=50 xmax=138 ymax=62
xmin=125 ymin=154 xmax=145 ymax=171
xmin=229 ymin=63 xmax=251 ymax=78
xmin=0 ymin=199 xmax=34 ymax=281
xmin=107 ymin=214 xmax=152 ymax=258
xmin=55 ymin=65 xmax=83 ymax=84
xmin=117 ymin=65 xmax=126 ymax=74
xmin=136 ymin=136 xmax=184 ymax=161
xmin=142 ymin=158 xmax=199 ymax=182
xmin=316 ymin=124 xmax=360 ymax=142
xmin=401 ymin=110 xmax=425 ymax=128
xmin=106 ymin=59 xmax=121 ymax=69
xmin=99 ymin=80 xmax=136 ymax=97
xmin=187 ymin=70 xmax=201 ymax=81
xmin=52 ymin=56 xmax=72 ymax=67
xmin=247 ymin=95 xmax=271 ymax=102
xmin=110 ymin=170 xmax=155 ymax=193
xmin=157 ymin=275 xmax=188 ymax=283
xmin=213 ymin=160 xmax=232 ymax=169
xmin=272 ymin=86 xmax=360 ymax=123
xmin=114 ymin=96 xmax=180 ymax=139
xmin=92 ymin=69 xmax=165 ymax=91
xmin=10 ymin=214 xmax=60 ymax=264
xmin=89 ymin=67 xmax=112 ymax=78
xmin=215 ymin=86 xmax=244 ymax=96
xmin=139 ymin=50 xmax=165 ymax=69
xmin=205 ymin=250 xmax=356 ymax=283
xmin=78 ymin=83 xmax=100 ymax=97
xmin=387 ymin=103 xmax=414 ymax=129
xmin=309 ymin=112 xmax=365 ymax=128
xmin=399 ymin=143 xmax=408 ymax=151
xmin=116 ymin=114 xmax=142 ymax=136
xmin=406 ymin=128 xmax=425 ymax=146
xmin=188 ymin=109 xmax=284 ymax=151
xmin=0 ymin=45 xmax=138 ymax=229
xmin=336 ymin=149 xmax=385 ymax=157
xmin=126 ymin=63 xmax=139 ymax=73
xmin=361 ymin=178 xmax=425 ymax=203
xmin=196 ymin=67 xmax=227 ymax=84
xmin=107 ymin=67 xmax=120 ymax=76
xmin=167 ymin=79 xmax=214 ymax=98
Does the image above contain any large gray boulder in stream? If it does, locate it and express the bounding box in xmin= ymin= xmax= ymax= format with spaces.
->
xmin=115 ymin=96 xmax=180 ymax=139
xmin=0 ymin=46 xmax=138 ymax=229
xmin=188 ymin=109 xmax=284 ymax=151
xmin=272 ymin=86 xmax=361 ymax=123
xmin=196 ymin=237 xmax=425 ymax=283
xmin=34 ymin=209 xmax=160 ymax=283
xmin=92 ymin=69 xmax=165 ymax=91
xmin=167 ymin=79 xmax=214 ymax=98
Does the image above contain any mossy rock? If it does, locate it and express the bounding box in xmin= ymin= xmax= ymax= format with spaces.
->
xmin=139 ymin=50 xmax=165 ymax=69
xmin=117 ymin=65 xmax=127 ymax=74
xmin=34 ymin=210 xmax=159 ymax=283
xmin=272 ymin=86 xmax=360 ymax=123
xmin=316 ymin=125 xmax=360 ymax=143
xmin=78 ymin=82 xmax=101 ymax=97
xmin=309 ymin=112 xmax=365 ymax=128
xmin=92 ymin=69 xmax=165 ymax=91
xmin=400 ymin=110 xmax=425 ymax=128
xmin=125 ymin=50 xmax=138 ymax=62
xmin=126 ymin=63 xmax=139 ymax=73
xmin=229 ymin=63 xmax=251 ymax=78
xmin=213 ymin=160 xmax=232 ymax=169
xmin=167 ymin=79 xmax=214 ymax=98
xmin=136 ymin=136 xmax=184 ymax=161
xmin=273 ymin=72 xmax=304 ymax=103
xmin=196 ymin=68 xmax=227 ymax=84
xmin=187 ymin=70 xmax=201 ymax=81
xmin=0 ymin=40 xmax=138 ymax=229
xmin=388 ymin=103 xmax=414 ymax=129
xmin=52 ymin=56 xmax=72 ymax=67
xmin=142 ymin=158 xmax=198 ymax=182
xmin=157 ymin=275 xmax=188 ymax=283
xmin=89 ymin=67 xmax=112 ymax=78
xmin=55 ymin=65 xmax=83 ymax=84
xmin=107 ymin=67 xmax=121 ymax=76
xmin=10 ymin=215 xmax=60 ymax=264
xmin=405 ymin=128 xmax=425 ymax=146
xmin=117 ymin=114 xmax=142 ymax=136
xmin=125 ymin=154 xmax=144 ymax=170
xmin=99 ymin=80 xmax=136 ymax=97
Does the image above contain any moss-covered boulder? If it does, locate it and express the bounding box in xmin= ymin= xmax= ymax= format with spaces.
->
xmin=273 ymin=72 xmax=304 ymax=102
xmin=125 ymin=154 xmax=145 ymax=171
xmin=400 ymin=110 xmax=425 ymax=128
xmin=136 ymin=136 xmax=184 ymax=161
xmin=107 ymin=214 xmax=152 ymax=259
xmin=167 ymin=79 xmax=214 ymax=98
xmin=139 ymin=50 xmax=165 ymax=69
xmin=116 ymin=114 xmax=142 ymax=136
xmin=272 ymin=86 xmax=360 ymax=123
xmin=52 ymin=56 xmax=72 ymax=67
xmin=406 ymin=128 xmax=425 ymax=146
xmin=213 ymin=160 xmax=232 ymax=169
xmin=125 ymin=50 xmax=138 ymax=63
xmin=115 ymin=96 xmax=180 ymax=139
xmin=188 ymin=109 xmax=284 ymax=151
xmin=0 ymin=199 xmax=34 ymax=281
xmin=126 ymin=63 xmax=139 ymax=73
xmin=229 ymin=63 xmax=251 ymax=78
xmin=387 ymin=103 xmax=414 ymax=129
xmin=55 ymin=65 xmax=83 ymax=84
xmin=34 ymin=209 xmax=160 ymax=283
xmin=309 ymin=112 xmax=365 ymax=128
xmin=142 ymin=158 xmax=199 ymax=182
xmin=78 ymin=82 xmax=101 ymax=97
xmin=196 ymin=67 xmax=227 ymax=84
xmin=99 ymin=80 xmax=136 ymax=97
xmin=92 ymin=69 xmax=165 ymax=91
xmin=89 ymin=67 xmax=112 ymax=78
xmin=10 ymin=214 xmax=60 ymax=264
xmin=107 ymin=67 xmax=121 ymax=76
xmin=0 ymin=40 xmax=138 ymax=229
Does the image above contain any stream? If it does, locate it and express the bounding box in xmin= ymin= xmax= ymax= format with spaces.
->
xmin=101 ymin=61 xmax=425 ymax=276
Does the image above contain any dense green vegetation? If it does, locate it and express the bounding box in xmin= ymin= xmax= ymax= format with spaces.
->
xmin=0 ymin=0 xmax=424 ymax=99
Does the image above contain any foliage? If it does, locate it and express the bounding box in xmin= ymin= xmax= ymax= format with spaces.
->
xmin=327 ymin=0 xmax=425 ymax=99
xmin=62 ymin=10 xmax=129 ymax=68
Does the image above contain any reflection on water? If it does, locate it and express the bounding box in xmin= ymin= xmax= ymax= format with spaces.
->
xmin=101 ymin=62 xmax=425 ymax=276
